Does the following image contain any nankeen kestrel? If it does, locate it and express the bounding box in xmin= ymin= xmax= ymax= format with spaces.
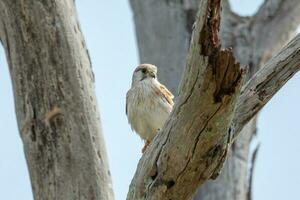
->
xmin=126 ymin=64 xmax=174 ymax=153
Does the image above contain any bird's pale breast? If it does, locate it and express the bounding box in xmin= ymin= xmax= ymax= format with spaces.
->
xmin=126 ymin=79 xmax=172 ymax=141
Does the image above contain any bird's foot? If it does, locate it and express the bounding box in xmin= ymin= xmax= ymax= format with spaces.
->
xmin=142 ymin=140 xmax=150 ymax=153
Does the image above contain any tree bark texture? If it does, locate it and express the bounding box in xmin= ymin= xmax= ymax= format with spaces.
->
xmin=130 ymin=0 xmax=300 ymax=199
xmin=1 ymin=0 xmax=300 ymax=199
xmin=127 ymin=0 xmax=245 ymax=199
xmin=0 ymin=1 xmax=114 ymax=200
xmin=233 ymin=34 xmax=300 ymax=138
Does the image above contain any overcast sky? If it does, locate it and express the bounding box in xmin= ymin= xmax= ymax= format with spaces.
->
xmin=0 ymin=1 xmax=299 ymax=199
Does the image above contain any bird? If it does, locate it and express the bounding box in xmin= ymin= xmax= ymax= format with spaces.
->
xmin=126 ymin=64 xmax=174 ymax=153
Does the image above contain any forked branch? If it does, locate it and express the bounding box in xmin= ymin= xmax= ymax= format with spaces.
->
xmin=127 ymin=0 xmax=244 ymax=199
xmin=233 ymin=34 xmax=300 ymax=138
xmin=127 ymin=1 xmax=300 ymax=199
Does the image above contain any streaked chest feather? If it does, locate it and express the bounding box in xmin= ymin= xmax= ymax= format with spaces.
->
xmin=126 ymin=79 xmax=172 ymax=140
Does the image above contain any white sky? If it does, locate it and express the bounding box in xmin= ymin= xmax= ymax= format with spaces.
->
xmin=0 ymin=0 xmax=299 ymax=199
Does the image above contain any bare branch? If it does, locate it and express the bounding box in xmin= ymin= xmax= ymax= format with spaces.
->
xmin=130 ymin=1 xmax=300 ymax=200
xmin=250 ymin=0 xmax=300 ymax=65
xmin=233 ymin=34 xmax=300 ymax=138
xmin=127 ymin=1 xmax=244 ymax=199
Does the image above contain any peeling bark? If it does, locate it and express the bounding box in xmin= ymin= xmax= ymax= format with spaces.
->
xmin=130 ymin=0 xmax=300 ymax=200
xmin=127 ymin=1 xmax=245 ymax=199
xmin=130 ymin=0 xmax=254 ymax=199
xmin=1 ymin=0 xmax=300 ymax=199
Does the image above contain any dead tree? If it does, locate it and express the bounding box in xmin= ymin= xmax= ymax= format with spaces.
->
xmin=129 ymin=0 xmax=300 ymax=199
xmin=1 ymin=0 xmax=300 ymax=200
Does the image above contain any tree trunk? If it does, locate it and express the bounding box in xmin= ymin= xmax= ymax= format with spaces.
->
xmin=129 ymin=0 xmax=300 ymax=199
xmin=1 ymin=0 xmax=300 ymax=199
xmin=0 ymin=1 xmax=113 ymax=199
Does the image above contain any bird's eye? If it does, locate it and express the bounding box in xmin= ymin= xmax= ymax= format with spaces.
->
xmin=141 ymin=69 xmax=147 ymax=73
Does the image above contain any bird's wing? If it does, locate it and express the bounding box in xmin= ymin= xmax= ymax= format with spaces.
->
xmin=158 ymin=84 xmax=174 ymax=106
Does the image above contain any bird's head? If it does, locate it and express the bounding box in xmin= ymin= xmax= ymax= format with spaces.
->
xmin=131 ymin=64 xmax=157 ymax=86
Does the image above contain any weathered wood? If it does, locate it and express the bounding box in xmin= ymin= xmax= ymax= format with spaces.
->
xmin=233 ymin=34 xmax=300 ymax=138
xmin=197 ymin=1 xmax=300 ymax=199
xmin=130 ymin=0 xmax=254 ymax=199
xmin=0 ymin=1 xmax=114 ymax=199
xmin=1 ymin=0 xmax=300 ymax=199
xmin=127 ymin=1 xmax=245 ymax=199
xmin=130 ymin=0 xmax=300 ymax=199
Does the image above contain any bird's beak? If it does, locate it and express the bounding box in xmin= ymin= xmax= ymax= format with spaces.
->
xmin=149 ymin=71 xmax=156 ymax=78
xmin=140 ymin=71 xmax=156 ymax=81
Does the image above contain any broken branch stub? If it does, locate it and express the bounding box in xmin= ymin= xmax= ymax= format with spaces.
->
xmin=127 ymin=0 xmax=244 ymax=199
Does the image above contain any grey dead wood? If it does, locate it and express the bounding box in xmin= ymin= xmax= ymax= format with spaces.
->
xmin=233 ymin=34 xmax=300 ymax=138
xmin=0 ymin=1 xmax=114 ymax=200
xmin=130 ymin=0 xmax=300 ymax=199
xmin=127 ymin=0 xmax=245 ymax=199
xmin=1 ymin=0 xmax=300 ymax=199
xmin=250 ymin=0 xmax=300 ymax=67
